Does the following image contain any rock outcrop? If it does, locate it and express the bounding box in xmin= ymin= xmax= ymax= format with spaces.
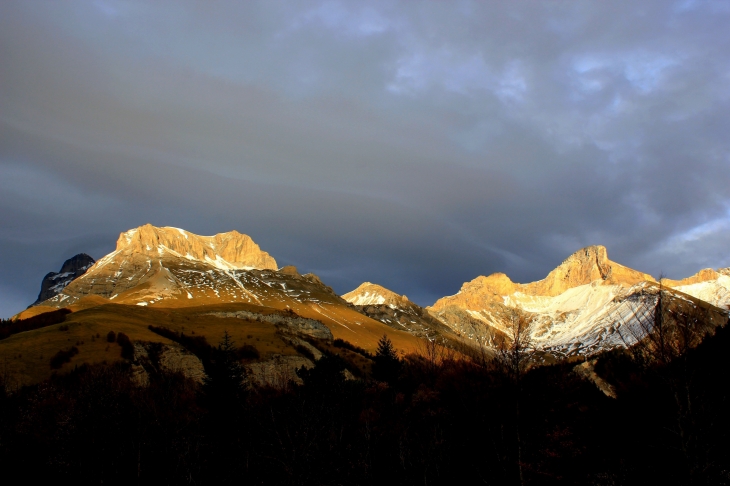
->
xmin=204 ymin=309 xmax=334 ymax=340
xmin=132 ymin=342 xmax=206 ymax=386
xmin=247 ymin=355 xmax=314 ymax=387
xmin=30 ymin=253 xmax=95 ymax=306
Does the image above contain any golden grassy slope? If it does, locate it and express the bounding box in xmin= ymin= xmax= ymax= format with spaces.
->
xmin=1 ymin=300 xmax=424 ymax=386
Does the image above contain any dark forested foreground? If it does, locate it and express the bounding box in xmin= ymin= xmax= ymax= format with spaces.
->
xmin=2 ymin=323 xmax=730 ymax=486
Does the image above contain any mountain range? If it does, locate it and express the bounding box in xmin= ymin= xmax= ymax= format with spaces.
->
xmin=9 ymin=224 xmax=730 ymax=384
xmin=24 ymin=225 xmax=420 ymax=349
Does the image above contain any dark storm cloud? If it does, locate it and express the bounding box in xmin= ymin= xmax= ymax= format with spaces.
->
xmin=1 ymin=1 xmax=729 ymax=317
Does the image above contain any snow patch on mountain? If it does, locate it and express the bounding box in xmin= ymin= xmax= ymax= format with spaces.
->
xmin=342 ymin=282 xmax=409 ymax=307
xmin=674 ymin=275 xmax=730 ymax=310
xmin=529 ymin=283 xmax=654 ymax=355
xmin=349 ymin=291 xmax=387 ymax=306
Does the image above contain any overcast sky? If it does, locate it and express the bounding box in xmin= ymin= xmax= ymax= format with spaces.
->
xmin=1 ymin=1 xmax=729 ymax=317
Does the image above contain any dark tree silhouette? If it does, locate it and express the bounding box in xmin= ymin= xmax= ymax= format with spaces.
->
xmin=617 ymin=280 xmax=718 ymax=484
xmin=495 ymin=310 xmax=536 ymax=486
xmin=115 ymin=332 xmax=134 ymax=360
xmin=204 ymin=330 xmax=247 ymax=404
xmin=202 ymin=330 xmax=249 ymax=483
xmin=372 ymin=334 xmax=402 ymax=384
xmin=297 ymin=352 xmax=349 ymax=392
xmin=49 ymin=346 xmax=79 ymax=369
xmin=0 ymin=308 xmax=71 ymax=340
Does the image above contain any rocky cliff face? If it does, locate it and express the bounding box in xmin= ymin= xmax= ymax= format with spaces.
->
xmin=431 ymin=246 xmax=654 ymax=313
xmin=30 ymin=253 xmax=95 ymax=306
xmin=116 ymin=224 xmax=277 ymax=270
xmin=37 ymin=225 xmax=279 ymax=304
xmin=529 ymin=245 xmax=654 ymax=296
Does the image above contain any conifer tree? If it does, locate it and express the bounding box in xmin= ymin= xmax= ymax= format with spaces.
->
xmin=199 ymin=331 xmax=248 ymax=482
xmin=372 ymin=334 xmax=401 ymax=384
xmin=296 ymin=352 xmax=348 ymax=392
xmin=204 ymin=330 xmax=246 ymax=404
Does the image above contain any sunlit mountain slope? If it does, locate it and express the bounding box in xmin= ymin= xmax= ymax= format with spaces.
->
xmin=429 ymin=246 xmax=728 ymax=356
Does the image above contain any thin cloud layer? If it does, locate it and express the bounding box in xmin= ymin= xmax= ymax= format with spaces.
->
xmin=1 ymin=1 xmax=729 ymax=317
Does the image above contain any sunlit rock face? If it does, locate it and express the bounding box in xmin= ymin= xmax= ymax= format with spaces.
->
xmin=528 ymin=245 xmax=655 ymax=296
xmin=40 ymin=224 xmax=280 ymax=305
xmin=431 ymin=246 xmax=654 ymax=313
xmin=116 ymin=224 xmax=278 ymax=271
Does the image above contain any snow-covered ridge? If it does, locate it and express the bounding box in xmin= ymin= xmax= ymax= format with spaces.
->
xmin=674 ymin=275 xmax=730 ymax=310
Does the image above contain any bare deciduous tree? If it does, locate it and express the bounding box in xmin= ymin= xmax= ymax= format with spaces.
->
xmin=617 ymin=280 xmax=719 ymax=484
xmin=415 ymin=337 xmax=456 ymax=384
xmin=496 ymin=310 xmax=537 ymax=383
xmin=495 ymin=310 xmax=537 ymax=486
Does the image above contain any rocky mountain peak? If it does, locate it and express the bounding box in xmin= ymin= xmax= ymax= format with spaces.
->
xmin=58 ymin=253 xmax=95 ymax=274
xmin=563 ymin=245 xmax=609 ymax=270
xmin=532 ymin=245 xmax=612 ymax=296
xmin=115 ymin=224 xmax=277 ymax=270
xmin=662 ymin=268 xmax=721 ymax=287
xmin=30 ymin=253 xmax=95 ymax=306
xmin=342 ymin=282 xmax=410 ymax=307
xmin=430 ymin=245 xmax=656 ymax=312
xmin=528 ymin=245 xmax=654 ymax=296
xmin=464 ymin=273 xmax=518 ymax=296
